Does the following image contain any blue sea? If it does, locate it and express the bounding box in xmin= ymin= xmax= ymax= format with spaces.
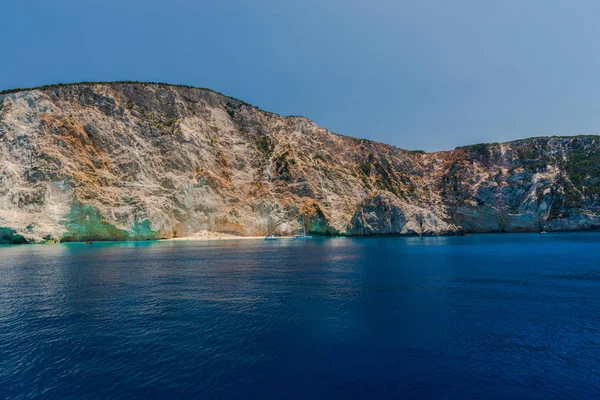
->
xmin=1 ymin=233 xmax=600 ymax=399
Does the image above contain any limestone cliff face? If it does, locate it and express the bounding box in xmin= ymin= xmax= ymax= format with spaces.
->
xmin=0 ymin=82 xmax=599 ymax=243
xmin=348 ymin=191 xmax=458 ymax=236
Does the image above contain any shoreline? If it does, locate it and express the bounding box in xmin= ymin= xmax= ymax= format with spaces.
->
xmin=2 ymin=230 xmax=600 ymax=246
xmin=158 ymin=231 xmax=267 ymax=242
xmin=159 ymin=236 xmax=267 ymax=242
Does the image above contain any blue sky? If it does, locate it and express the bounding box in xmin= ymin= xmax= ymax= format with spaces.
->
xmin=2 ymin=0 xmax=600 ymax=151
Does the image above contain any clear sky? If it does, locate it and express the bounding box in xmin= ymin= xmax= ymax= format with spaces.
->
xmin=2 ymin=0 xmax=600 ymax=151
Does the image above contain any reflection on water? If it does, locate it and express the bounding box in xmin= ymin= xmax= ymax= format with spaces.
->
xmin=1 ymin=234 xmax=600 ymax=399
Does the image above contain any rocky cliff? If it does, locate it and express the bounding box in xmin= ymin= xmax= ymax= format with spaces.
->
xmin=1 ymin=82 xmax=599 ymax=243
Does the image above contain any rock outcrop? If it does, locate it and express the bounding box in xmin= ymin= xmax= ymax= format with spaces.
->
xmin=348 ymin=191 xmax=458 ymax=235
xmin=0 ymin=82 xmax=599 ymax=243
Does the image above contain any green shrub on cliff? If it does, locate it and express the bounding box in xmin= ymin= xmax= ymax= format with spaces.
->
xmin=566 ymin=149 xmax=600 ymax=196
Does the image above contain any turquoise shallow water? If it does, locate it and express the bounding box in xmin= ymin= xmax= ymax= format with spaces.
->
xmin=1 ymin=233 xmax=600 ymax=399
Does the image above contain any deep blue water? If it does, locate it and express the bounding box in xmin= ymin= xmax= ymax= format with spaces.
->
xmin=1 ymin=233 xmax=600 ymax=399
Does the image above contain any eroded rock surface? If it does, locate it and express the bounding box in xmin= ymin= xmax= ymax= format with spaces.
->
xmin=1 ymin=82 xmax=599 ymax=243
xmin=348 ymin=191 xmax=458 ymax=235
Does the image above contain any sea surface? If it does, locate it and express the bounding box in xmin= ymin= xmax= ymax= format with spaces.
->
xmin=1 ymin=233 xmax=600 ymax=399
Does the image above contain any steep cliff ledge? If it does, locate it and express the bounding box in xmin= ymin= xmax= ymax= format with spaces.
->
xmin=1 ymin=82 xmax=599 ymax=243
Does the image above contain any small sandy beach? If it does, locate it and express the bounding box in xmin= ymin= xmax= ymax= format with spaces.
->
xmin=159 ymin=230 xmax=267 ymax=242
